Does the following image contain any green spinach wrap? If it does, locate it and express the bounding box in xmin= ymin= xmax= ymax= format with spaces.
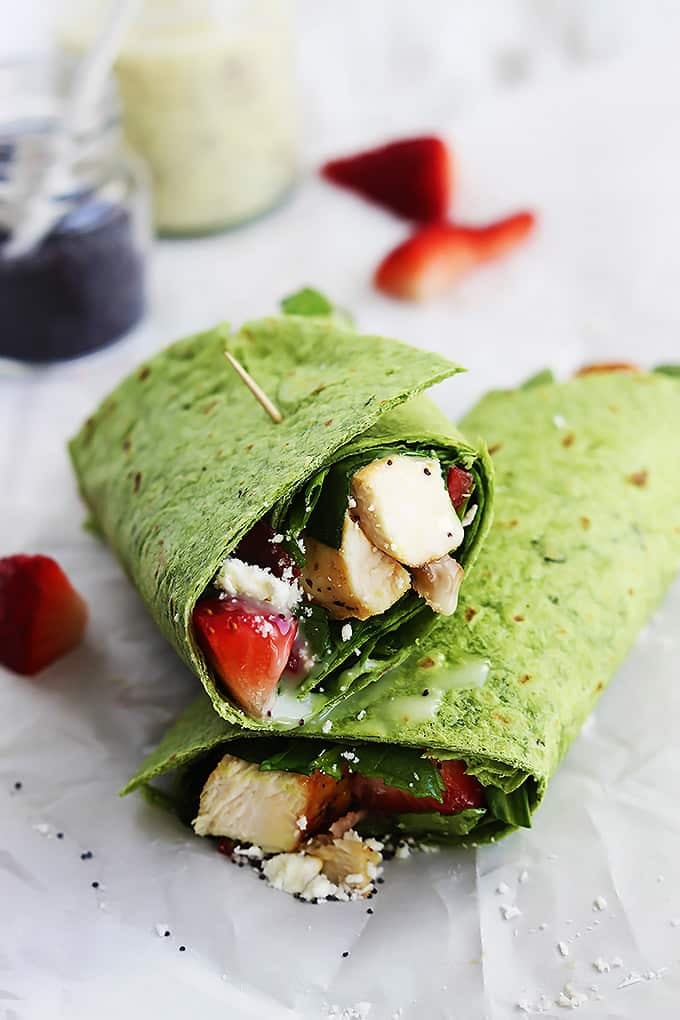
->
xmin=123 ymin=368 xmax=680 ymax=879
xmin=69 ymin=297 xmax=493 ymax=726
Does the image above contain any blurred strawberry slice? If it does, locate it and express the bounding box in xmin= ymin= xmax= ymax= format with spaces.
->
xmin=374 ymin=212 xmax=535 ymax=301
xmin=351 ymin=759 xmax=483 ymax=816
xmin=0 ymin=554 xmax=88 ymax=676
xmin=446 ymin=466 xmax=475 ymax=510
xmin=321 ymin=136 xmax=452 ymax=222
xmin=193 ymin=595 xmax=297 ymax=718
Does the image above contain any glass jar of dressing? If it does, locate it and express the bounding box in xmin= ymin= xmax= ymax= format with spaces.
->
xmin=61 ymin=0 xmax=299 ymax=236
xmin=0 ymin=57 xmax=150 ymax=363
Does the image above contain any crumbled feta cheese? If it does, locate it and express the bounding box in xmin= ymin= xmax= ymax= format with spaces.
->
xmin=558 ymin=941 xmax=569 ymax=957
xmin=461 ymin=503 xmax=478 ymax=527
xmin=347 ymin=496 xmax=357 ymax=509
xmin=617 ymin=972 xmax=643 ymax=989
xmin=233 ymin=844 xmax=264 ymax=860
xmin=556 ymin=985 xmax=587 ymax=1008
xmin=500 ymin=904 xmax=521 ymax=920
xmin=593 ymin=895 xmax=607 ymax=911
xmin=357 ymin=709 xmax=367 ymax=720
xmin=341 ymin=623 xmax=353 ymax=642
xmin=395 ymin=844 xmax=410 ymax=860
xmin=300 ymin=872 xmax=338 ymax=902
xmin=215 ymin=557 xmax=301 ymax=611
xmin=296 ymin=815 xmax=308 ymax=832
xmin=553 ymin=414 xmax=567 ymax=429
xmin=322 ymin=720 xmax=333 ymax=734
xmin=262 ymin=852 xmax=322 ymax=895
xmin=270 ymin=533 xmax=284 ymax=544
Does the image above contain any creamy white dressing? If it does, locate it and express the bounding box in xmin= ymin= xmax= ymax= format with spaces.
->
xmin=268 ymin=675 xmax=326 ymax=727
xmin=317 ymin=654 xmax=491 ymax=736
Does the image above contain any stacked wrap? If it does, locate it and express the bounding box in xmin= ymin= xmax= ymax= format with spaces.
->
xmin=70 ymin=308 xmax=493 ymax=727
xmin=124 ymin=368 xmax=680 ymax=843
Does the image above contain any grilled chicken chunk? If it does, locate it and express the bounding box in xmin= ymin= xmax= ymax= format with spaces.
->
xmin=302 ymin=512 xmax=410 ymax=620
xmin=350 ymin=455 xmax=463 ymax=567
xmin=193 ymin=754 xmax=350 ymax=852
xmin=412 ymin=556 xmax=464 ymax=616
xmin=307 ymin=829 xmax=382 ymax=890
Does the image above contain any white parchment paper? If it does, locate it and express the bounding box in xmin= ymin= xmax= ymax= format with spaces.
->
xmin=2 ymin=41 xmax=680 ymax=1020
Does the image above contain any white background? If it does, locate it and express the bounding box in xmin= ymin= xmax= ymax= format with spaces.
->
xmin=2 ymin=3 xmax=680 ymax=1019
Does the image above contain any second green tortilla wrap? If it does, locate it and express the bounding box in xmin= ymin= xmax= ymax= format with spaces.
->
xmin=124 ymin=368 xmax=680 ymax=844
xmin=69 ymin=299 xmax=492 ymax=728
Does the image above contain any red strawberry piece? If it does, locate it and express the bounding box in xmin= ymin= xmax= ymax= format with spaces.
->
xmin=0 ymin=554 xmax=88 ymax=676
xmin=321 ymin=136 xmax=452 ymax=222
xmin=351 ymin=759 xmax=483 ymax=816
xmin=193 ymin=595 xmax=298 ymax=718
xmin=234 ymin=520 xmax=299 ymax=579
xmin=374 ymin=211 xmax=536 ymax=301
xmin=447 ymin=466 xmax=475 ymax=510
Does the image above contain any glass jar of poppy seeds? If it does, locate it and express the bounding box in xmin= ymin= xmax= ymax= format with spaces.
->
xmin=0 ymin=56 xmax=150 ymax=364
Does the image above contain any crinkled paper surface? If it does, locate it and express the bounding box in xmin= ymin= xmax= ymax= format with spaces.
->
xmin=3 ymin=44 xmax=680 ymax=1020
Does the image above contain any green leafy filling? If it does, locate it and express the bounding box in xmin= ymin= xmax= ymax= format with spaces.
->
xmin=280 ymin=287 xmax=354 ymax=327
xmin=280 ymin=287 xmax=335 ymax=318
xmin=484 ymin=783 xmax=534 ymax=827
xmin=520 ymin=368 xmax=556 ymax=390
xmin=271 ymin=447 xmax=487 ymax=701
xmin=258 ymin=741 xmax=446 ymax=800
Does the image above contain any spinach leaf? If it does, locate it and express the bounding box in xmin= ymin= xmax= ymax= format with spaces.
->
xmin=281 ymin=288 xmax=334 ymax=318
xmin=259 ymin=741 xmax=446 ymax=801
xmin=520 ymin=368 xmax=555 ymax=390
xmin=363 ymin=807 xmax=487 ymax=839
xmin=485 ymin=783 xmax=533 ymax=828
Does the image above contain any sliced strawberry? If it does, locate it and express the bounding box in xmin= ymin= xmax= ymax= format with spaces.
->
xmin=193 ymin=595 xmax=297 ymax=717
xmin=0 ymin=554 xmax=88 ymax=676
xmin=351 ymin=759 xmax=483 ymax=816
xmin=233 ymin=520 xmax=298 ymax=579
xmin=446 ymin=466 xmax=475 ymax=510
xmin=374 ymin=212 xmax=536 ymax=301
xmin=321 ymin=136 xmax=452 ymax=222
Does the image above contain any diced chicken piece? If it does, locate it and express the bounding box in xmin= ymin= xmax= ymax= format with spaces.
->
xmin=193 ymin=753 xmax=350 ymax=852
xmin=412 ymin=556 xmax=464 ymax=616
xmin=307 ymin=829 xmax=382 ymax=892
xmin=302 ymin=513 xmax=410 ymax=621
xmin=350 ymin=455 xmax=464 ymax=567
xmin=328 ymin=810 xmax=366 ymax=838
